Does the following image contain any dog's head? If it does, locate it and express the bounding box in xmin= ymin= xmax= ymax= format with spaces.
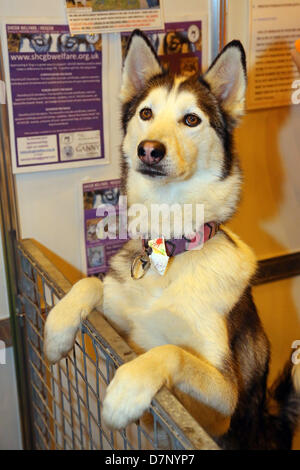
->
xmin=120 ymin=30 xmax=247 ymax=224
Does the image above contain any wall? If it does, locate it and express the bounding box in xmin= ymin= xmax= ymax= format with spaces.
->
xmin=0 ymin=229 xmax=22 ymax=449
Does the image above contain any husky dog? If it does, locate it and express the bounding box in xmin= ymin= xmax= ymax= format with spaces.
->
xmin=44 ymin=31 xmax=300 ymax=449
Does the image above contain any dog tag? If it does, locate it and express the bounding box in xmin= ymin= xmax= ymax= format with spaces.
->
xmin=131 ymin=252 xmax=151 ymax=280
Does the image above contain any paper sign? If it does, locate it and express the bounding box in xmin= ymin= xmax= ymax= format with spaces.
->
xmin=248 ymin=0 xmax=300 ymax=110
xmin=6 ymin=23 xmax=107 ymax=173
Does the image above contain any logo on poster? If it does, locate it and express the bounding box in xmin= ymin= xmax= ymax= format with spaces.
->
xmin=76 ymin=143 xmax=100 ymax=155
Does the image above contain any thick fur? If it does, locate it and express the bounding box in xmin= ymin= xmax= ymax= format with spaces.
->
xmin=44 ymin=31 xmax=300 ymax=449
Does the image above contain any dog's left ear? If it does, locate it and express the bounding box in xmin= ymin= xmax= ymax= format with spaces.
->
xmin=204 ymin=40 xmax=247 ymax=121
xmin=120 ymin=29 xmax=163 ymax=103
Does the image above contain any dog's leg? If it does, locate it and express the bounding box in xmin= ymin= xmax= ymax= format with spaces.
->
xmin=102 ymin=344 xmax=237 ymax=430
xmin=44 ymin=277 xmax=103 ymax=363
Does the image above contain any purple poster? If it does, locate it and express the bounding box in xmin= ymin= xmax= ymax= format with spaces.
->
xmin=6 ymin=24 xmax=105 ymax=172
xmin=121 ymin=21 xmax=203 ymax=76
xmin=83 ymin=179 xmax=127 ymax=276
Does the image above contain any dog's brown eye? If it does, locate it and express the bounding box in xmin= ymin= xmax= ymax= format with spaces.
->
xmin=184 ymin=114 xmax=201 ymax=127
xmin=140 ymin=108 xmax=153 ymax=121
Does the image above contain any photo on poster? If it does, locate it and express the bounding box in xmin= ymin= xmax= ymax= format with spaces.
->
xmin=5 ymin=23 xmax=107 ymax=173
xmin=121 ymin=21 xmax=202 ymax=77
xmin=82 ymin=179 xmax=126 ymax=276
xmin=65 ymin=0 xmax=164 ymax=34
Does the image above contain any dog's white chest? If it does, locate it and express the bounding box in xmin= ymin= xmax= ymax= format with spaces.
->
xmin=103 ymin=234 xmax=256 ymax=369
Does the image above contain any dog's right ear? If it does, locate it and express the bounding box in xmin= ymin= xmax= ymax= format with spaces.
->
xmin=204 ymin=40 xmax=247 ymax=121
xmin=120 ymin=30 xmax=163 ymax=103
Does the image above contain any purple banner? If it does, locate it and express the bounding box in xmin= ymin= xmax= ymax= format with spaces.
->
xmin=7 ymin=24 xmax=105 ymax=169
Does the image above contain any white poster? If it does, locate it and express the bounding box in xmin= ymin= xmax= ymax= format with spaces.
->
xmin=65 ymin=0 xmax=164 ymax=35
xmin=248 ymin=0 xmax=300 ymax=110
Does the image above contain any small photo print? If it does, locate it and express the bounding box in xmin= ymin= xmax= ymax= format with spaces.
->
xmin=87 ymin=245 xmax=105 ymax=268
xmin=97 ymin=214 xmax=120 ymax=239
xmin=84 ymin=187 xmax=120 ymax=209
xmin=66 ymin=0 xmax=93 ymax=8
xmin=99 ymin=187 xmax=120 ymax=206
xmin=83 ymin=191 xmax=95 ymax=210
xmin=86 ymin=217 xmax=101 ymax=241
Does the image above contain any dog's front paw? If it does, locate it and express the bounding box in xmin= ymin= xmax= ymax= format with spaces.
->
xmin=102 ymin=359 xmax=163 ymax=429
xmin=44 ymin=297 xmax=86 ymax=364
xmin=44 ymin=277 xmax=103 ymax=363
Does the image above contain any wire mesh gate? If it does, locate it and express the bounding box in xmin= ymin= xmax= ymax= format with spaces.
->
xmin=16 ymin=239 xmax=218 ymax=450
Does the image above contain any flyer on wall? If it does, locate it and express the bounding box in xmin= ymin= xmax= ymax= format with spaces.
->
xmin=4 ymin=21 xmax=108 ymax=173
xmin=82 ymin=179 xmax=127 ymax=276
xmin=65 ymin=0 xmax=164 ymax=35
xmin=121 ymin=20 xmax=203 ymax=76
xmin=248 ymin=0 xmax=300 ymax=110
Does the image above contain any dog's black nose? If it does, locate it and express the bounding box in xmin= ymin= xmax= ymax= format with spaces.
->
xmin=137 ymin=140 xmax=166 ymax=166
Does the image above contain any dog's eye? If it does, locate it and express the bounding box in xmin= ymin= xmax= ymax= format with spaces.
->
xmin=184 ymin=114 xmax=201 ymax=127
xmin=140 ymin=108 xmax=153 ymax=121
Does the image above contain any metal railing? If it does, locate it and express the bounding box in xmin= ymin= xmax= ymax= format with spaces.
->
xmin=16 ymin=239 xmax=218 ymax=450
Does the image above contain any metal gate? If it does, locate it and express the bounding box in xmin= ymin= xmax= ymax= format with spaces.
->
xmin=16 ymin=238 xmax=218 ymax=450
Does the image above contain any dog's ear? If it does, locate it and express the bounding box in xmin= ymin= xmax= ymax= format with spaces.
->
xmin=120 ymin=29 xmax=163 ymax=103
xmin=204 ymin=40 xmax=247 ymax=121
